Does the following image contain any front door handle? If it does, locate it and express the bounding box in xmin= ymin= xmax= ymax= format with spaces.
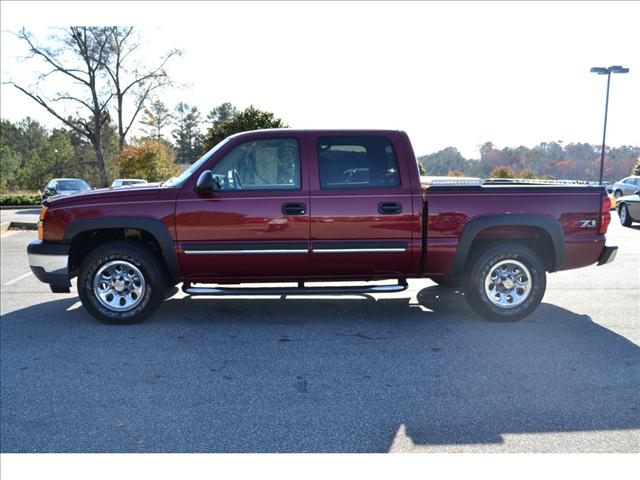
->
xmin=378 ymin=202 xmax=402 ymax=214
xmin=282 ymin=203 xmax=307 ymax=215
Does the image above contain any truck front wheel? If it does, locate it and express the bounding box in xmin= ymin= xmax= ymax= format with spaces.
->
xmin=78 ymin=241 xmax=167 ymax=324
xmin=463 ymin=243 xmax=546 ymax=322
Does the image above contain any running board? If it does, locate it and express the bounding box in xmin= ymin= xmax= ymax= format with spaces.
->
xmin=182 ymin=281 xmax=408 ymax=296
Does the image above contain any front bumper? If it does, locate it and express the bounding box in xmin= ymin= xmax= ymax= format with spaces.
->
xmin=597 ymin=245 xmax=618 ymax=266
xmin=28 ymin=240 xmax=71 ymax=292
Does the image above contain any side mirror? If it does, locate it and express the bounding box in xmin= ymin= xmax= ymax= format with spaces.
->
xmin=196 ymin=170 xmax=222 ymax=194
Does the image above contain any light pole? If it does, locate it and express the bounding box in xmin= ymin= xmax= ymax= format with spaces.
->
xmin=590 ymin=65 xmax=629 ymax=185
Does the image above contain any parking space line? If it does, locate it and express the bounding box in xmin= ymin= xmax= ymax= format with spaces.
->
xmin=66 ymin=301 xmax=82 ymax=311
xmin=3 ymin=272 xmax=33 ymax=286
xmin=0 ymin=230 xmax=22 ymax=239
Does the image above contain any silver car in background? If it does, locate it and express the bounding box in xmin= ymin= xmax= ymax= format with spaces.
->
xmin=42 ymin=178 xmax=91 ymax=199
xmin=611 ymin=175 xmax=640 ymax=199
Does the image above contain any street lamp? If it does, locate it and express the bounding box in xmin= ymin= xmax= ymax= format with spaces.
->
xmin=590 ymin=65 xmax=629 ymax=184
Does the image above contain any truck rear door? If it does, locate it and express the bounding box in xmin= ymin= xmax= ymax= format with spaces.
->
xmin=307 ymin=132 xmax=417 ymax=278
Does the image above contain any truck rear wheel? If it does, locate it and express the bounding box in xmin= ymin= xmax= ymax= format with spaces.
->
xmin=78 ymin=241 xmax=167 ymax=324
xmin=463 ymin=243 xmax=546 ymax=322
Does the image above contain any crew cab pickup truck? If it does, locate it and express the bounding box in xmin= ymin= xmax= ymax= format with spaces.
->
xmin=28 ymin=129 xmax=617 ymax=324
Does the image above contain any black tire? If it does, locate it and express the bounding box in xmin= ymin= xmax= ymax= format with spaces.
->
xmin=619 ymin=203 xmax=633 ymax=227
xmin=431 ymin=277 xmax=460 ymax=288
xmin=463 ymin=243 xmax=546 ymax=322
xmin=78 ymin=241 xmax=167 ymax=324
xmin=614 ymin=190 xmax=623 ymax=199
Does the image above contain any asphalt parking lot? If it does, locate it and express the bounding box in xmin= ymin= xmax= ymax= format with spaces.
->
xmin=1 ymin=214 xmax=638 ymax=453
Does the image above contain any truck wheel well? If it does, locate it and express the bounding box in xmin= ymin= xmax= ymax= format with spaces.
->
xmin=68 ymin=228 xmax=170 ymax=282
xmin=464 ymin=226 xmax=556 ymax=273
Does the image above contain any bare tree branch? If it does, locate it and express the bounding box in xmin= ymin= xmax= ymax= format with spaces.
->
xmin=18 ymin=28 xmax=89 ymax=86
xmin=6 ymin=81 xmax=87 ymax=137
xmin=7 ymin=27 xmax=114 ymax=186
xmin=100 ymin=26 xmax=181 ymax=151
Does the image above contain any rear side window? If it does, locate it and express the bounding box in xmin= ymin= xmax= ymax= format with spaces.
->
xmin=318 ymin=136 xmax=401 ymax=189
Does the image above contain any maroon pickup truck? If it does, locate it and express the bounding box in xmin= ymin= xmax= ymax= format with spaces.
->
xmin=28 ymin=129 xmax=617 ymax=324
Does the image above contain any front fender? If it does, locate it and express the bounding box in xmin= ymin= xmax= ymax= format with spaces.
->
xmin=64 ymin=216 xmax=180 ymax=281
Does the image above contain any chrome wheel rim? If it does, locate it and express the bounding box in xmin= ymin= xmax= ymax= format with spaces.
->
xmin=93 ymin=260 xmax=145 ymax=312
xmin=620 ymin=206 xmax=627 ymax=223
xmin=484 ymin=259 xmax=531 ymax=309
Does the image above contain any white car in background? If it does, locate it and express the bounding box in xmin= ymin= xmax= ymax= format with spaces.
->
xmin=111 ymin=179 xmax=148 ymax=188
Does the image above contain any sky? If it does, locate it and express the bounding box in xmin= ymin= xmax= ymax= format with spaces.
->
xmin=1 ymin=1 xmax=638 ymax=159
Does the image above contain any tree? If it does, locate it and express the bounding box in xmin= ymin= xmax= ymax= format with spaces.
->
xmin=118 ymin=141 xmax=179 ymax=182
xmin=101 ymin=27 xmax=181 ymax=152
xmin=447 ymin=169 xmax=465 ymax=177
xmin=633 ymin=157 xmax=640 ymax=176
xmin=518 ymin=168 xmax=536 ymax=179
xmin=490 ymin=166 xmax=515 ymax=178
xmin=1 ymin=118 xmax=48 ymax=190
xmin=206 ymin=102 xmax=239 ymax=129
xmin=0 ymin=145 xmax=20 ymax=193
xmin=139 ymin=99 xmax=172 ymax=140
xmin=6 ymin=27 xmax=113 ymax=186
xmin=41 ymin=130 xmax=75 ymax=178
xmin=202 ymin=105 xmax=287 ymax=151
xmin=172 ymin=103 xmax=202 ymax=164
xmin=417 ymin=147 xmax=466 ymax=176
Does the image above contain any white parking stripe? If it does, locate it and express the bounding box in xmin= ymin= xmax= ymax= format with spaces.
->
xmin=0 ymin=230 xmax=21 ymax=238
xmin=66 ymin=301 xmax=82 ymax=311
xmin=3 ymin=272 xmax=33 ymax=286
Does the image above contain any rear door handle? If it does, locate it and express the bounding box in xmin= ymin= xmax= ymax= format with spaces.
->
xmin=282 ymin=203 xmax=307 ymax=215
xmin=378 ymin=202 xmax=402 ymax=214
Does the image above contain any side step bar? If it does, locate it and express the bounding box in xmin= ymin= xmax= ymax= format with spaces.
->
xmin=182 ymin=280 xmax=408 ymax=296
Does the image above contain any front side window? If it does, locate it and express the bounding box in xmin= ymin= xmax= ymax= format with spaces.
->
xmin=318 ymin=136 xmax=400 ymax=189
xmin=211 ymin=138 xmax=301 ymax=191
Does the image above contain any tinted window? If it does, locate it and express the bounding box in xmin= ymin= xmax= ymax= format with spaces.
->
xmin=318 ymin=136 xmax=400 ymax=189
xmin=57 ymin=180 xmax=90 ymax=190
xmin=211 ymin=138 xmax=300 ymax=190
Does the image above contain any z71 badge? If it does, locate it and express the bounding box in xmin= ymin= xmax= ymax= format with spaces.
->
xmin=578 ymin=219 xmax=596 ymax=228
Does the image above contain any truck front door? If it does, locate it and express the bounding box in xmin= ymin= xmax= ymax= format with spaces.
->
xmin=176 ymin=133 xmax=310 ymax=281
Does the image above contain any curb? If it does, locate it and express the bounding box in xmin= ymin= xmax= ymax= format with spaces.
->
xmin=8 ymin=221 xmax=38 ymax=231
xmin=0 ymin=205 xmax=41 ymax=210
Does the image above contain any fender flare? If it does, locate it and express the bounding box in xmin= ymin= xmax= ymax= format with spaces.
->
xmin=453 ymin=214 xmax=564 ymax=278
xmin=64 ymin=217 xmax=180 ymax=281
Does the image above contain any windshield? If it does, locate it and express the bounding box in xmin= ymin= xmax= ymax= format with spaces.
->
xmin=162 ymin=137 xmax=232 ymax=187
xmin=58 ymin=180 xmax=90 ymax=190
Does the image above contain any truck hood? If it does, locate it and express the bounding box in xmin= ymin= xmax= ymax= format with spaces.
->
xmin=44 ymin=182 xmax=175 ymax=207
